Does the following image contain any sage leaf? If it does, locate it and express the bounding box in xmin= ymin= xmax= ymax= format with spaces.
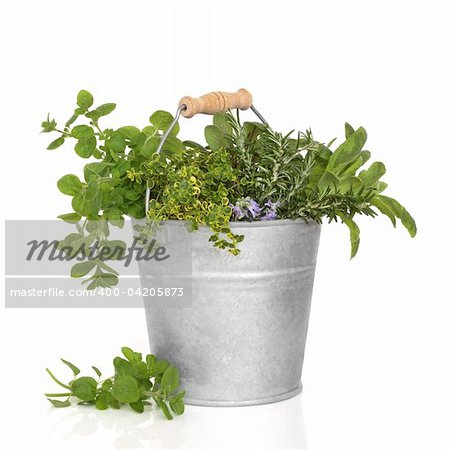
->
xmin=343 ymin=217 xmax=360 ymax=259
xmin=338 ymin=176 xmax=362 ymax=193
xmin=371 ymin=195 xmax=396 ymax=226
xmin=327 ymin=127 xmax=367 ymax=170
xmin=213 ymin=112 xmax=233 ymax=135
xmin=377 ymin=181 xmax=388 ymax=193
xmin=374 ymin=195 xmax=417 ymax=237
xmin=204 ymin=125 xmax=225 ymax=150
xmin=359 ymin=162 xmax=386 ymax=187
xmin=345 ymin=122 xmax=355 ymax=138
xmin=340 ymin=150 xmax=371 ymax=176
xmin=318 ymin=171 xmax=340 ymax=193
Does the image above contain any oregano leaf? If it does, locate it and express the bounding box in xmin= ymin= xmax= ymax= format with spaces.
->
xmin=111 ymin=376 xmax=140 ymax=403
xmin=60 ymin=358 xmax=80 ymax=376
xmin=71 ymin=377 xmax=98 ymax=401
xmin=47 ymin=136 xmax=65 ymax=150
xmin=77 ymin=90 xmax=94 ymax=109
xmin=47 ymin=399 xmax=71 ymax=408
xmin=71 ymin=261 xmax=96 ymax=278
xmin=57 ymin=175 xmax=83 ymax=196
xmin=150 ymin=110 xmax=179 ymax=135
xmin=72 ymin=125 xmax=94 ymax=140
xmin=75 ymin=136 xmax=96 ymax=158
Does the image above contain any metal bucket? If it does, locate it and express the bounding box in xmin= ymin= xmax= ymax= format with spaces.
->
xmin=139 ymin=219 xmax=321 ymax=406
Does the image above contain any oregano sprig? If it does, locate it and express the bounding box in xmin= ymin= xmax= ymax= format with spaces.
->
xmin=45 ymin=347 xmax=185 ymax=420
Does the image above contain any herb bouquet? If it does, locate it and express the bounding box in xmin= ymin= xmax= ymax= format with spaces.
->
xmin=43 ymin=89 xmax=415 ymax=286
xmin=43 ymin=88 xmax=416 ymax=407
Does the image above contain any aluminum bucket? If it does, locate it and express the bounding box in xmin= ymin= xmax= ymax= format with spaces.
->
xmin=138 ymin=219 xmax=321 ymax=406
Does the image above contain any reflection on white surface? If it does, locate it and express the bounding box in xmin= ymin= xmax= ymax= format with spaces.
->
xmin=47 ymin=395 xmax=308 ymax=449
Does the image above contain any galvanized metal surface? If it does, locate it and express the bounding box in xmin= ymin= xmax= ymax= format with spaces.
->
xmin=139 ymin=219 xmax=321 ymax=406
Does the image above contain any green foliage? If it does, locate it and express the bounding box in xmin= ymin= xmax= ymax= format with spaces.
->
xmin=77 ymin=90 xmax=94 ymax=109
xmin=145 ymin=145 xmax=242 ymax=254
xmin=218 ymin=111 xmax=416 ymax=257
xmin=44 ymin=347 xmax=185 ymax=420
xmin=57 ymin=174 xmax=83 ymax=196
xmin=43 ymin=89 xmax=416 ymax=262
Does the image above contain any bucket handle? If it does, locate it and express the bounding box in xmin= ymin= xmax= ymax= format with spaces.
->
xmin=145 ymin=89 xmax=268 ymax=213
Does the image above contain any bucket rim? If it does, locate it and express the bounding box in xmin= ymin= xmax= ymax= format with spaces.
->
xmin=140 ymin=218 xmax=321 ymax=229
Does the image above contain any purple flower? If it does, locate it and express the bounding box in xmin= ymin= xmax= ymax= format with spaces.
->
xmin=261 ymin=199 xmax=280 ymax=221
xmin=261 ymin=209 xmax=277 ymax=221
xmin=231 ymin=197 xmax=280 ymax=221
xmin=265 ymin=200 xmax=280 ymax=210
xmin=247 ymin=199 xmax=262 ymax=218
xmin=231 ymin=197 xmax=262 ymax=221
xmin=231 ymin=204 xmax=245 ymax=220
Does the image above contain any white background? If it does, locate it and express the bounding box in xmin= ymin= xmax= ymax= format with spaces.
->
xmin=1 ymin=0 xmax=449 ymax=449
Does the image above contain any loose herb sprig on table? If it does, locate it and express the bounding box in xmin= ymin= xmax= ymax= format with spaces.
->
xmin=45 ymin=347 xmax=185 ymax=420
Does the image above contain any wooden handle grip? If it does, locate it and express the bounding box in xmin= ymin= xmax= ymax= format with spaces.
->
xmin=179 ymin=89 xmax=253 ymax=118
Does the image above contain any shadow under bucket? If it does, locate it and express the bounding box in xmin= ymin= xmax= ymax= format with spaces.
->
xmin=137 ymin=219 xmax=321 ymax=406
